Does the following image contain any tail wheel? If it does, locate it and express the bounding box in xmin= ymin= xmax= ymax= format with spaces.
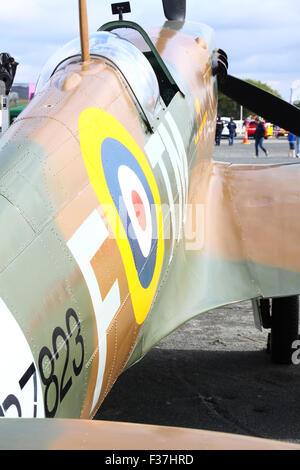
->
xmin=270 ymin=296 xmax=299 ymax=364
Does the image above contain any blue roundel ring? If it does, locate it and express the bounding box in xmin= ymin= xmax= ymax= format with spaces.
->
xmin=101 ymin=137 xmax=158 ymax=289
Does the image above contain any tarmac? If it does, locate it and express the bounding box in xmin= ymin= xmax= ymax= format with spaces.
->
xmin=213 ymin=135 xmax=299 ymax=164
xmin=95 ymin=137 xmax=300 ymax=446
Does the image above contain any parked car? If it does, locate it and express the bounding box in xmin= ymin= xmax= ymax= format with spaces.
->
xmin=246 ymin=120 xmax=269 ymax=139
xmin=221 ymin=119 xmax=229 ymax=137
xmin=221 ymin=117 xmax=241 ymax=138
xmin=266 ymin=123 xmax=273 ymax=138
xmin=274 ymin=126 xmax=288 ymax=138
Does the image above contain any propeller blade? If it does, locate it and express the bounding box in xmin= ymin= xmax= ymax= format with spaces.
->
xmin=162 ymin=0 xmax=186 ymax=21
xmin=218 ymin=74 xmax=300 ymax=136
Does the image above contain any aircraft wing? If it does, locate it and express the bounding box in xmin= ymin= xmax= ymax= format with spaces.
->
xmin=128 ymin=159 xmax=300 ymax=364
xmin=0 ymin=417 xmax=299 ymax=450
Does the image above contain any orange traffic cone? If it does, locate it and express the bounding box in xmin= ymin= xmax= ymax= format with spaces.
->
xmin=243 ymin=127 xmax=250 ymax=144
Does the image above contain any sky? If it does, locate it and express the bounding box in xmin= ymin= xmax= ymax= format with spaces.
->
xmin=1 ymin=0 xmax=300 ymax=102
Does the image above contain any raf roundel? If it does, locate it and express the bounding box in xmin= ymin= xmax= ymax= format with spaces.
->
xmin=118 ymin=165 xmax=152 ymax=257
xmin=101 ymin=138 xmax=157 ymax=289
xmin=79 ymin=108 xmax=164 ymax=325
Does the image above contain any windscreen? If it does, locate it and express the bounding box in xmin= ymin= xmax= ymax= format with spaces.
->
xmin=36 ymin=31 xmax=160 ymax=117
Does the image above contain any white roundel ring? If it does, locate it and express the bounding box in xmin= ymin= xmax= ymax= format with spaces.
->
xmin=118 ymin=165 xmax=153 ymax=259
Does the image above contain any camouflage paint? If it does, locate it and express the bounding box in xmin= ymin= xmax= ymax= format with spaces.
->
xmin=0 ymin=16 xmax=299 ymax=437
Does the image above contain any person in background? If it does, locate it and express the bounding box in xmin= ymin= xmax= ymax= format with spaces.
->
xmin=254 ymin=117 xmax=269 ymax=157
xmin=244 ymin=115 xmax=252 ymax=126
xmin=288 ymin=132 xmax=296 ymax=157
xmin=227 ymin=117 xmax=236 ymax=146
xmin=296 ymin=136 xmax=300 ymax=158
xmin=215 ymin=116 xmax=223 ymax=146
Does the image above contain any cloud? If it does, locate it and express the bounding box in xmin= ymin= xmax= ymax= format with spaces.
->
xmin=292 ymin=80 xmax=300 ymax=89
xmin=1 ymin=0 xmax=299 ymax=101
xmin=193 ymin=0 xmax=300 ymax=31
xmin=1 ymin=0 xmax=44 ymax=22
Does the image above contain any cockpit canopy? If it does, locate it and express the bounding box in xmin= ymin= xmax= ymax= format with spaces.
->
xmin=36 ymin=31 xmax=161 ymax=118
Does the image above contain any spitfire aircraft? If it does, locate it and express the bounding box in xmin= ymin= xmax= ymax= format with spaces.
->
xmin=0 ymin=0 xmax=300 ymax=450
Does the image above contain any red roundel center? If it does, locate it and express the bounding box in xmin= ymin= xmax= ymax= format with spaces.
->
xmin=131 ymin=190 xmax=146 ymax=231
